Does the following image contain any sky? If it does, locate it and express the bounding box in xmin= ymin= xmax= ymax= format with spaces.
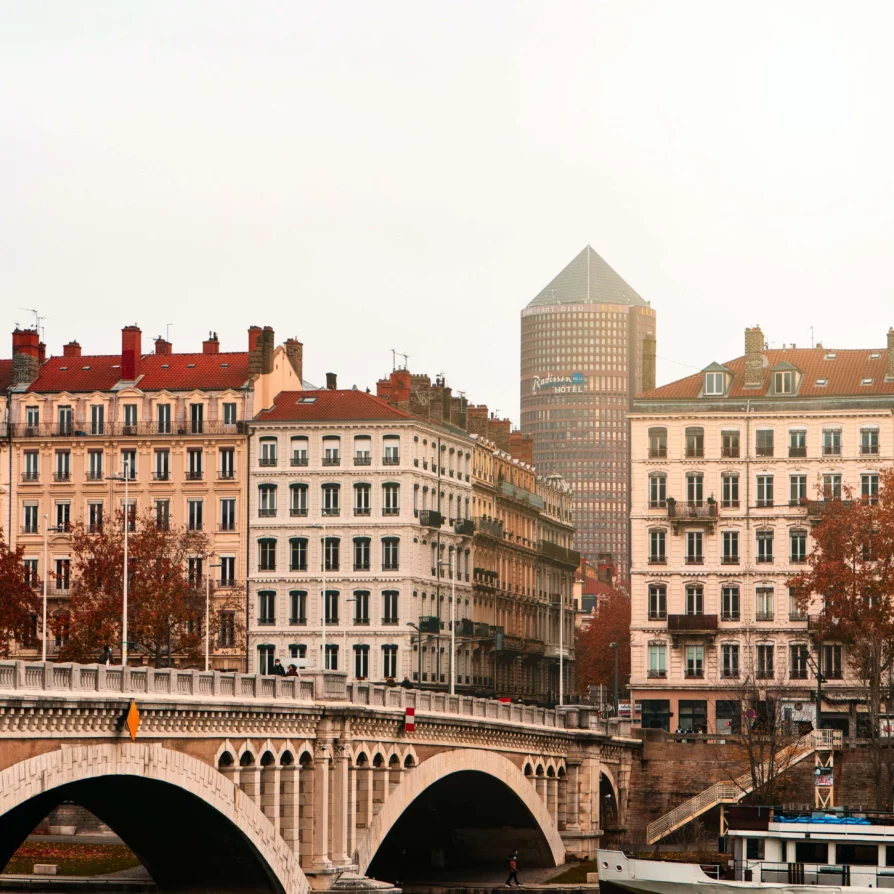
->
xmin=3 ymin=1 xmax=894 ymax=423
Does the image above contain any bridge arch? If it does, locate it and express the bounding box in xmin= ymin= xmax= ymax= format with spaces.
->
xmin=356 ymin=748 xmax=565 ymax=876
xmin=0 ymin=743 xmax=308 ymax=894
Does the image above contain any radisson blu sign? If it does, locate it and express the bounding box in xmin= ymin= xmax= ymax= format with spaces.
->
xmin=532 ymin=373 xmax=586 ymax=394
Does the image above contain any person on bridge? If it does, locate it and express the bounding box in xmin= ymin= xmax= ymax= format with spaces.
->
xmin=505 ymin=849 xmax=521 ymax=887
xmin=97 ymin=646 xmax=113 ymax=665
xmin=271 ymin=659 xmax=286 ymax=676
xmin=286 ymin=664 xmax=299 ymax=676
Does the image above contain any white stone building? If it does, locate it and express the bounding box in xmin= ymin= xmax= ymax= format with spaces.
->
xmin=247 ymin=387 xmax=474 ymax=682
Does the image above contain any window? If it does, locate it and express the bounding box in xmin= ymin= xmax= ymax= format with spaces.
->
xmin=259 ymin=437 xmax=277 ymax=467
xmin=790 ymin=529 xmax=807 ymax=563
xmin=324 ymin=591 xmax=339 ymax=625
xmin=353 ymin=591 xmax=370 ymax=624
xmin=56 ymin=502 xmax=71 ymax=531
xmin=354 ymin=483 xmax=371 ymax=516
xmin=648 ymin=474 xmax=666 ymax=508
xmin=704 ymin=372 xmax=725 ymax=395
xmin=258 ymin=644 xmax=275 ymax=675
xmin=685 ymin=645 xmax=704 ymax=678
xmin=121 ymin=450 xmax=136 ymax=479
xmin=220 ymin=498 xmax=236 ymax=532
xmin=721 ymin=644 xmax=740 ymax=678
xmin=155 ymin=499 xmax=170 ymax=531
xmin=219 ymin=611 xmax=236 ymax=647
xmin=789 ymin=589 xmax=806 ymax=621
xmin=861 ymin=427 xmax=879 ymax=455
xmin=258 ymin=484 xmax=277 ymax=517
xmin=354 ymin=644 xmax=370 ymax=678
xmin=721 ymin=430 xmax=739 ymax=458
xmin=187 ymin=556 xmax=203 ymax=586
xmin=823 ymin=473 xmax=842 ymax=500
xmin=23 ymin=558 xmax=38 ymax=587
xmin=219 ymin=556 xmax=235 ymax=586
xmin=258 ymin=539 xmax=276 ymax=572
xmin=383 ymin=435 xmax=400 ymax=465
xmin=722 ymin=586 xmax=740 ymax=621
xmin=354 ymin=436 xmax=372 ymax=465
xmin=290 ymin=437 xmax=308 ymax=466
xmin=648 ymin=584 xmax=666 ymax=620
xmin=57 ymin=405 xmax=72 ymax=435
xmin=789 ymin=429 xmax=807 ymax=457
xmin=756 ymin=586 xmax=774 ymax=620
xmin=190 ymin=403 xmax=204 ymax=434
xmin=54 ymin=451 xmax=70 ymax=482
xmin=290 ymin=484 xmax=308 ymax=517
xmin=187 ymin=448 xmax=203 ymax=480
xmin=325 ymin=643 xmax=339 ymax=671
xmin=383 ymin=590 xmax=399 ymax=624
xmin=756 ymin=530 xmax=773 ymax=563
xmin=289 ymin=643 xmax=307 ymax=661
xmin=648 ymin=529 xmax=666 ymax=564
xmin=382 ymin=537 xmax=400 ymax=571
xmin=721 ymin=473 xmax=739 ymax=508
xmin=685 ymin=531 xmax=703 ymax=564
xmin=648 ymin=427 xmax=667 ymax=459
xmin=222 ymin=402 xmax=237 ymax=425
xmin=154 ymin=449 xmax=170 ymax=481
xmin=24 ymin=451 xmax=39 ymax=481
xmin=790 ymin=474 xmax=807 ymax=506
xmin=157 ymin=403 xmax=171 ymax=434
xmin=823 ymin=644 xmax=843 ymax=679
xmin=720 ymin=530 xmax=738 ymax=564
xmin=382 ymin=644 xmax=398 ymax=678
xmin=685 ymin=427 xmax=704 ymax=458
xmin=823 ymin=428 xmax=841 ymax=456
xmin=324 ymin=537 xmax=340 ymax=572
xmin=862 ymin=473 xmax=879 ymax=504
xmin=88 ymin=502 xmax=103 ymax=533
xmin=258 ymin=591 xmax=276 ymax=625
xmin=187 ymin=499 xmax=203 ymax=531
xmin=55 ymin=558 xmax=71 ymax=592
xmin=53 ymin=611 xmax=70 ymax=649
xmin=756 ymin=475 xmax=774 ymax=507
xmin=746 ymin=839 xmax=766 ymax=861
xmin=774 ymin=370 xmax=794 ymax=394
xmin=289 ymin=590 xmax=307 ymax=625
xmin=790 ymin=644 xmax=809 ymax=679
xmin=756 ymin=429 xmax=774 ymax=457
xmin=382 ymin=483 xmax=400 ymax=516
xmin=26 ymin=405 xmax=39 ymax=427
xmin=23 ymin=505 xmax=39 ymax=535
xmin=756 ymin=644 xmax=774 ymax=678
xmin=91 ymin=405 xmax=105 ymax=436
xmin=686 ymin=473 xmax=703 ymax=506
xmin=353 ymin=538 xmax=371 ymax=571
xmin=685 ymin=584 xmax=703 ymax=615
xmin=220 ymin=448 xmax=235 ymax=479
xmin=289 ymin=538 xmax=308 ymax=572
xmin=322 ymin=436 xmax=341 ymax=466
xmin=648 ymin=643 xmax=667 ymax=677
xmin=322 ymin=484 xmax=340 ymax=516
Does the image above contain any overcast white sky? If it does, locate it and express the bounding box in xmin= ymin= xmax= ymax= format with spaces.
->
xmin=3 ymin=1 xmax=893 ymax=422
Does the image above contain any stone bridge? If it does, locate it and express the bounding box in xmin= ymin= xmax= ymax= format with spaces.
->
xmin=0 ymin=662 xmax=639 ymax=894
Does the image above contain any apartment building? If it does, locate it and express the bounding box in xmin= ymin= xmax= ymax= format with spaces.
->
xmin=630 ymin=325 xmax=893 ymax=735
xmin=247 ymin=385 xmax=475 ymax=683
xmin=6 ymin=324 xmax=303 ymax=668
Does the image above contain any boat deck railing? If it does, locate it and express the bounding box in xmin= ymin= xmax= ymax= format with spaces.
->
xmin=743 ymin=860 xmax=894 ymax=888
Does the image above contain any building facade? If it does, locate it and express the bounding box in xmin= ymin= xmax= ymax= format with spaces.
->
xmin=629 ymin=325 xmax=893 ymax=735
xmin=520 ymin=245 xmax=657 ymax=570
xmin=247 ymin=387 xmax=475 ymax=683
xmin=5 ymin=324 xmax=303 ymax=669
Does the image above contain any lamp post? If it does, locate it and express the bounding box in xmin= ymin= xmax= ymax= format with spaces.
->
xmin=408 ymin=622 xmax=423 ymax=686
xmin=106 ymin=458 xmax=131 ymax=666
xmin=549 ymin=591 xmax=565 ymax=706
xmin=205 ymin=559 xmax=221 ymax=672
xmin=41 ymin=516 xmax=62 ymax=662
xmin=610 ymin=641 xmax=619 ymax=717
xmin=438 ymin=558 xmax=457 ymax=695
xmin=308 ymin=523 xmax=327 ymax=670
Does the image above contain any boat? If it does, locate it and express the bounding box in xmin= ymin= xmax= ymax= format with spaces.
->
xmin=597 ymin=806 xmax=894 ymax=894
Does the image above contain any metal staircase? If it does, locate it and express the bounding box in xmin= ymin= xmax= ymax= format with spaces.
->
xmin=645 ymin=729 xmax=842 ymax=844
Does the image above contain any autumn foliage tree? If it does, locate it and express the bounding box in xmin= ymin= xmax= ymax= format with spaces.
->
xmin=0 ymin=528 xmax=40 ymax=657
xmin=575 ymin=588 xmax=631 ymax=706
xmin=58 ymin=510 xmax=241 ymax=667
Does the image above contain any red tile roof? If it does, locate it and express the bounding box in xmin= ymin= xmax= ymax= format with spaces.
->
xmin=639 ymin=347 xmax=894 ymax=401
xmin=0 ymin=359 xmax=12 ymax=392
xmin=27 ymin=353 xmax=251 ymax=393
xmin=256 ymin=390 xmax=416 ymax=422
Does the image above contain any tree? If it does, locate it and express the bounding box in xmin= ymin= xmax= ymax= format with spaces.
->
xmin=0 ymin=528 xmax=40 ymax=657
xmin=58 ymin=510 xmax=241 ymax=667
xmin=575 ymin=588 xmax=631 ymax=705
xmin=788 ymin=469 xmax=894 ymax=803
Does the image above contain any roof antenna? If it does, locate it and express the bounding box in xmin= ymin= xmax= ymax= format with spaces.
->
xmin=166 ymin=323 xmax=173 ymax=341
xmin=391 ymin=349 xmax=409 ymax=371
xmin=810 ymin=326 xmax=815 ymax=348
xmin=18 ymin=307 xmax=49 ymax=341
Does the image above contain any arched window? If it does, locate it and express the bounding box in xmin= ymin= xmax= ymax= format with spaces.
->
xmin=383 ymin=590 xmax=399 ymax=625
xmin=289 ymin=483 xmax=308 ymax=517
xmin=354 ymin=435 xmax=372 ymax=465
xmin=257 ymin=644 xmax=275 ymax=674
xmin=648 ymin=427 xmax=667 ymax=459
xmin=289 ymin=537 xmax=308 ymax=571
xmin=383 ymin=435 xmax=400 ymax=465
xmin=258 ymin=483 xmax=277 ymax=516
xmin=259 ymin=437 xmax=278 ymax=467
xmin=258 ymin=538 xmax=276 ymax=571
xmin=258 ymin=591 xmax=276 ymax=625
xmin=353 ymin=537 xmax=371 ymax=571
xmin=290 ymin=436 xmax=309 ymax=466
xmin=648 ymin=473 xmax=666 ymax=508
xmin=322 ymin=436 xmax=341 ymax=466
xmin=382 ymin=537 xmax=400 ymax=571
xmin=353 ymin=591 xmax=370 ymax=624
xmin=685 ymin=427 xmax=704 ymax=458
xmin=322 ymin=483 xmax=340 ymax=516
xmin=289 ymin=590 xmax=307 ymax=625
xmin=324 ymin=537 xmax=340 ymax=572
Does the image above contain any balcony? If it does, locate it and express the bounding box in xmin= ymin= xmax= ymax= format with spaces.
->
xmin=648 ymin=500 xmax=667 ymax=509
xmin=756 ymin=446 xmax=774 ymax=457
xmin=721 ymin=500 xmax=740 ymax=509
xmin=218 ymin=470 xmax=235 ymax=480
xmin=354 ymin=454 xmax=371 ymax=466
xmin=756 ymin=555 xmax=774 ymax=564
xmin=322 ymin=456 xmax=341 ymax=467
xmin=823 ymin=445 xmax=841 ymax=457
xmin=789 ymin=612 xmax=807 ymax=622
xmin=648 ymin=447 xmax=667 ymax=459
xmin=12 ymin=421 xmax=245 ymax=438
xmin=218 ymin=523 xmax=237 ymax=532
xmin=259 ymin=458 xmax=277 ymax=467
xmin=153 ymin=472 xmax=171 ymax=481
xmin=667 ymin=500 xmax=717 ymax=533
xmin=86 ymin=471 xmax=104 ymax=481
xmin=862 ymin=445 xmax=880 ymax=456
xmin=721 ymin=447 xmax=740 ymax=458
xmin=647 ymin=669 xmax=667 ymax=678
xmin=721 ymin=613 xmax=740 ymax=622
xmin=789 ymin=446 xmax=807 ymax=457
xmin=790 ymin=555 xmax=807 ymax=564
xmin=685 ymin=448 xmax=704 ymax=459
xmin=21 ymin=473 xmax=39 ymax=483
xmin=721 ymin=669 xmax=740 ymax=679
xmin=382 ymin=508 xmax=399 ymax=517
xmin=419 ymin=510 xmax=444 ymax=528
xmin=258 ymin=508 xmax=277 ymax=518
xmin=454 ymin=518 xmax=475 ymax=536
xmin=648 ymin=556 xmax=667 ymax=565
xmin=685 ymin=669 xmax=705 ymax=679
xmin=721 ymin=556 xmax=739 ymax=565
xmin=290 ymin=507 xmax=308 ymax=517
xmin=684 ymin=556 xmax=704 ymax=565
xmin=537 ymin=540 xmax=581 ymax=567
xmin=756 ymin=500 xmax=774 ymax=508
xmin=354 ymin=507 xmax=371 ymax=517
xmin=668 ymin=614 xmax=718 ymax=632
xmin=383 ymin=455 xmax=400 ymax=466
xmin=186 ymin=471 xmax=203 ymax=481
xmin=790 ymin=669 xmax=809 ymax=680
xmin=756 ymin=670 xmax=775 ymax=679
xmin=291 ymin=456 xmax=309 ymax=467
xmin=217 ymin=579 xmax=240 ymax=589
xmin=54 ymin=472 xmax=71 ymax=482
xmin=321 ymin=507 xmax=340 ymax=517
xmin=755 ymin=611 xmax=774 ymax=621
xmin=648 ymin=611 xmax=667 ymax=621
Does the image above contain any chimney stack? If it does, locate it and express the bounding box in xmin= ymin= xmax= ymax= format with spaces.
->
xmin=261 ymin=326 xmax=274 ymax=375
xmin=11 ymin=328 xmax=40 ymax=386
xmin=284 ymin=338 xmax=303 ymax=383
xmin=63 ymin=341 xmax=82 ymax=358
xmin=248 ymin=325 xmax=263 ymax=351
xmin=155 ymin=336 xmax=172 ymax=355
xmin=642 ymin=335 xmax=657 ymax=393
xmin=326 ymin=372 xmax=337 ymax=390
xmin=743 ymin=325 xmax=764 ymax=389
xmin=203 ymin=332 xmax=220 ymax=354
xmin=38 ymin=342 xmax=46 ymax=364
xmin=121 ymin=325 xmax=142 ymax=381
xmin=509 ymin=430 xmax=534 ymax=466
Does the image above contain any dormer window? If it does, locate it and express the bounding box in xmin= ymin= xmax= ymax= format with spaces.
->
xmin=824 ymin=352 xmax=837 ymax=360
xmin=704 ymin=372 xmax=725 ymax=396
xmin=774 ymin=370 xmax=795 ymax=394
xmin=862 ymin=378 xmax=874 ymax=386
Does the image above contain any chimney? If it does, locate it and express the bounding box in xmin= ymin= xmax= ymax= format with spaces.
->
xmin=63 ymin=341 xmax=82 ymax=358
xmin=202 ymin=332 xmax=220 ymax=354
xmin=248 ymin=326 xmax=263 ymax=352
xmin=11 ymin=328 xmax=40 ymax=386
xmin=261 ymin=326 xmax=274 ymax=375
xmin=490 ymin=418 xmax=511 ymax=453
xmin=121 ymin=325 xmax=142 ymax=381
xmin=154 ymin=336 xmax=171 ymax=355
xmin=743 ymin=325 xmax=764 ymax=389
xmin=466 ymin=405 xmax=489 ymax=438
xmin=509 ymin=430 xmax=534 ymax=466
xmin=38 ymin=342 xmax=46 ymax=364
xmin=642 ymin=335 xmax=656 ymax=393
xmin=390 ymin=369 xmax=411 ymax=403
xmin=326 ymin=372 xmax=337 ymax=390
xmin=284 ymin=338 xmax=303 ymax=382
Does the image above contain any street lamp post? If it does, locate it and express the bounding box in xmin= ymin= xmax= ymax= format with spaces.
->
xmin=438 ymin=559 xmax=457 ymax=695
xmin=41 ymin=516 xmax=62 ymax=662
xmin=549 ymin=591 xmax=565 ymax=706
xmin=107 ymin=459 xmax=131 ymax=665
xmin=205 ymin=560 xmax=221 ymax=672
xmin=610 ymin=641 xmax=619 ymax=717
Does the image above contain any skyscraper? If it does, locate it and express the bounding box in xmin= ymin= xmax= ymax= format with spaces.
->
xmin=520 ymin=246 xmax=657 ymax=571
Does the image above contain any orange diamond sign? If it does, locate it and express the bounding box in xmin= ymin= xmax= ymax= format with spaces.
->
xmin=126 ymin=701 xmax=140 ymax=741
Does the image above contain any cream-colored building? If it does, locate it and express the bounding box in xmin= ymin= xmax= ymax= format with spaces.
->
xmin=629 ymin=325 xmax=894 ymax=736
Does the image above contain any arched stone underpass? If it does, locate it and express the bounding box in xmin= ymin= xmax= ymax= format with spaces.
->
xmin=0 ymin=744 xmax=308 ymax=894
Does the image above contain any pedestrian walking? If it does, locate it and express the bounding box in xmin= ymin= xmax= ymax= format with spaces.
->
xmin=271 ymin=659 xmax=286 ymax=676
xmin=97 ymin=645 xmax=113 ymax=665
xmin=505 ymin=849 xmax=521 ymax=887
